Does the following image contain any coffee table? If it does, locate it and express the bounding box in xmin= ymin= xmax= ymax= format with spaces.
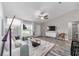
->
xmin=29 ymin=38 xmax=55 ymax=56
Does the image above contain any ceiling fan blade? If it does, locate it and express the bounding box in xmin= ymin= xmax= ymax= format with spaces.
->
xmin=44 ymin=15 xmax=48 ymax=19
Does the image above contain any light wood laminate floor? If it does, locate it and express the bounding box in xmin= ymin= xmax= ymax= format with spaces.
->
xmin=38 ymin=36 xmax=71 ymax=56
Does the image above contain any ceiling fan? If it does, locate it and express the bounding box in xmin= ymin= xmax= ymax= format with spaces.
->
xmin=35 ymin=10 xmax=48 ymax=20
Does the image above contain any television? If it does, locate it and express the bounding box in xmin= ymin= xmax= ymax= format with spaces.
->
xmin=48 ymin=26 xmax=56 ymax=31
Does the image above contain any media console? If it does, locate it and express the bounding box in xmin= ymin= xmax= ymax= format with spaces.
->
xmin=45 ymin=31 xmax=57 ymax=38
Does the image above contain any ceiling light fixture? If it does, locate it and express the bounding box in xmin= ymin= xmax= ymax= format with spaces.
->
xmin=35 ymin=10 xmax=48 ymax=20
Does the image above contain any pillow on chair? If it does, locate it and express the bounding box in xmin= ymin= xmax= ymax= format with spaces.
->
xmin=14 ymin=40 xmax=22 ymax=47
xmin=5 ymin=37 xmax=16 ymax=51
xmin=5 ymin=41 xmax=21 ymax=52
xmin=3 ymin=36 xmax=22 ymax=51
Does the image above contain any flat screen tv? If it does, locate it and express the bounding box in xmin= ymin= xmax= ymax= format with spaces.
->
xmin=48 ymin=26 xmax=56 ymax=31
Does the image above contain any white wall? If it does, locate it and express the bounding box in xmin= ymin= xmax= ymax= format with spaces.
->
xmin=0 ymin=17 xmax=2 ymax=38
xmin=0 ymin=3 xmax=3 ymax=17
xmin=41 ymin=10 xmax=79 ymax=36
xmin=0 ymin=3 xmax=4 ymax=39
xmin=35 ymin=23 xmax=41 ymax=36
xmin=32 ymin=22 xmax=42 ymax=36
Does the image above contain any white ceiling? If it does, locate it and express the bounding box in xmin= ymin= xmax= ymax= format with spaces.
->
xmin=2 ymin=2 xmax=77 ymax=22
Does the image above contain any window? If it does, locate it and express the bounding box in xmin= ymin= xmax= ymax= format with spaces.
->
xmin=22 ymin=23 xmax=33 ymax=37
xmin=5 ymin=18 xmax=21 ymax=37
xmin=7 ymin=18 xmax=21 ymax=27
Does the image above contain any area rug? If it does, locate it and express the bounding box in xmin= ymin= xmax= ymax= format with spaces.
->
xmin=29 ymin=38 xmax=55 ymax=56
xmin=46 ymin=44 xmax=70 ymax=56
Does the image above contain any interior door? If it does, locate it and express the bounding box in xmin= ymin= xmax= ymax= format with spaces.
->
xmin=71 ymin=21 xmax=79 ymax=41
xmin=70 ymin=21 xmax=79 ymax=56
xmin=72 ymin=24 xmax=78 ymax=41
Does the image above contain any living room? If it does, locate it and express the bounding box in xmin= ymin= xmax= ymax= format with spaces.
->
xmin=0 ymin=2 xmax=79 ymax=56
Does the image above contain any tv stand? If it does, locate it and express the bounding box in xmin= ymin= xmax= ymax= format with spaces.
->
xmin=45 ymin=31 xmax=57 ymax=38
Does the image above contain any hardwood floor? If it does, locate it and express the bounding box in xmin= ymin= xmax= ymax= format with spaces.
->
xmin=38 ymin=36 xmax=71 ymax=56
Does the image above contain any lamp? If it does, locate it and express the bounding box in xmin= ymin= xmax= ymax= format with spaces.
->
xmin=0 ymin=16 xmax=15 ymax=56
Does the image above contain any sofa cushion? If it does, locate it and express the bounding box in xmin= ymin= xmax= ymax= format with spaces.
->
xmin=5 ymin=37 xmax=16 ymax=51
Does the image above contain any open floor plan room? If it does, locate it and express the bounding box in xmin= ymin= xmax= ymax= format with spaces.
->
xmin=0 ymin=2 xmax=79 ymax=56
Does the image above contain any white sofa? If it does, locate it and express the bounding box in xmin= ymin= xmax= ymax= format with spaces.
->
xmin=0 ymin=39 xmax=28 ymax=56
xmin=3 ymin=48 xmax=20 ymax=56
